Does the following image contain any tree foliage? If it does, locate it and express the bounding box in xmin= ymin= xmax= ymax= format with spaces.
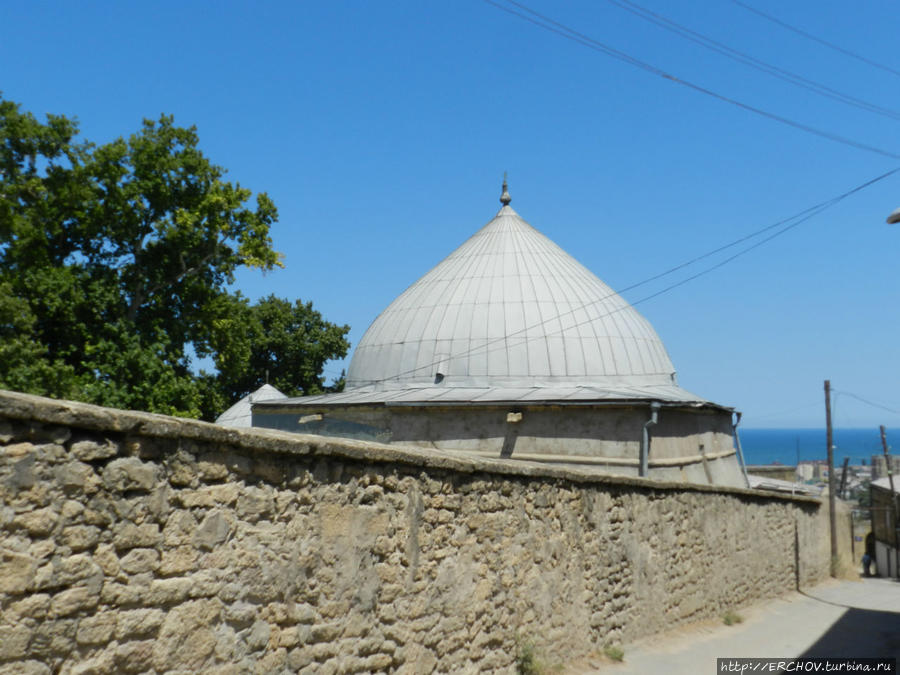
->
xmin=0 ymin=96 xmax=349 ymax=419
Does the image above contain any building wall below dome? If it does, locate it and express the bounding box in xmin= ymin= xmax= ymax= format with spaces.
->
xmin=253 ymin=403 xmax=748 ymax=488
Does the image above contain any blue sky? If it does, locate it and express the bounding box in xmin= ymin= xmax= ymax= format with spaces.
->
xmin=3 ymin=0 xmax=899 ymax=429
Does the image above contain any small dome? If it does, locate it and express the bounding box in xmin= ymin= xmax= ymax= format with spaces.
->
xmin=347 ymin=196 xmax=678 ymax=391
xmin=216 ymin=384 xmax=287 ymax=427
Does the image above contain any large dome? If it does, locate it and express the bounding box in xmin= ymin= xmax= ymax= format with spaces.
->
xmin=347 ymin=184 xmax=680 ymax=392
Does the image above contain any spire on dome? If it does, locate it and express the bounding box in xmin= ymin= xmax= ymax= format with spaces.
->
xmin=500 ymin=173 xmax=511 ymax=206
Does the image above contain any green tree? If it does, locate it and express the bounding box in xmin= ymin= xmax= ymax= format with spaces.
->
xmin=212 ymin=294 xmax=349 ymax=400
xmin=0 ymin=96 xmax=349 ymax=419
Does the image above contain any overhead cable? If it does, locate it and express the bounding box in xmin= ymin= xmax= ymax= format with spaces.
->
xmin=483 ymin=0 xmax=900 ymax=161
xmin=353 ymin=165 xmax=900 ymax=385
xmin=834 ymin=390 xmax=900 ymax=416
xmin=731 ymin=0 xmax=900 ymax=80
xmin=608 ymin=0 xmax=900 ymax=121
xmin=743 ymin=401 xmax=821 ymax=422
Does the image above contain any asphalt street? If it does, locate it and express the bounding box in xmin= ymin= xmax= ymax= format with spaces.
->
xmin=576 ymin=577 xmax=900 ymax=674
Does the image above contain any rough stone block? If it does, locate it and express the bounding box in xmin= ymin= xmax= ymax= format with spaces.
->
xmin=236 ymin=486 xmax=274 ymax=523
xmin=50 ymin=586 xmax=99 ymax=617
xmin=277 ymin=625 xmax=310 ymax=648
xmin=0 ymin=550 xmax=38 ymax=593
xmin=187 ymin=569 xmax=225 ymax=598
xmin=0 ymin=623 xmax=32 ymax=659
xmin=208 ymin=483 xmax=240 ymax=504
xmin=254 ymin=647 xmax=288 ymax=673
xmin=292 ymin=603 xmax=317 ymax=624
xmin=115 ymin=607 xmax=165 ymax=640
xmin=213 ymin=623 xmax=237 ymax=661
xmin=288 ymin=647 xmax=314 ymax=671
xmin=30 ymin=562 xmax=55 ymax=591
xmin=223 ymin=601 xmax=257 ymax=628
xmin=103 ymin=458 xmax=158 ymax=493
xmin=152 ymin=599 xmax=220 ymax=671
xmin=309 ymin=642 xmax=338 ymax=662
xmin=146 ymin=577 xmax=192 ymax=605
xmin=3 ymin=442 xmax=37 ymax=458
xmin=13 ymin=507 xmax=59 ymax=537
xmin=76 ymin=611 xmax=118 ymax=645
xmin=100 ymin=580 xmax=144 ymax=606
xmin=197 ymin=454 xmax=229 ymax=481
xmin=7 ymin=593 xmax=50 ymax=621
xmin=93 ymin=543 xmax=119 ymax=576
xmin=194 ymin=510 xmax=233 ymax=550
xmin=7 ymin=453 xmax=35 ymax=489
xmin=82 ymin=506 xmax=113 ymax=527
xmin=67 ymin=651 xmax=115 ymax=675
xmin=159 ymin=545 xmax=198 ymax=576
xmin=56 ymin=461 xmax=100 ymax=494
xmin=174 ymin=488 xmax=213 ymax=508
xmin=29 ymin=617 xmax=76 ymax=657
xmin=162 ymin=509 xmax=198 ymax=546
xmin=175 ymin=483 xmax=239 ymax=508
xmin=0 ymin=661 xmax=50 ymax=675
xmin=115 ymin=639 xmax=156 ymax=673
xmin=61 ymin=525 xmax=101 ymax=551
xmin=58 ymin=553 xmax=104 ymax=587
xmin=70 ymin=439 xmax=118 ymax=461
xmin=166 ymin=454 xmax=198 ymax=487
xmin=246 ymin=619 xmax=271 ymax=651
xmin=119 ymin=547 xmax=160 ymax=575
xmin=113 ymin=522 xmax=160 ymax=550
xmin=341 ymin=612 xmax=370 ymax=639
xmin=310 ymin=622 xmax=341 ymax=643
xmin=363 ymin=653 xmax=394 ymax=671
xmin=59 ymin=499 xmax=84 ymax=519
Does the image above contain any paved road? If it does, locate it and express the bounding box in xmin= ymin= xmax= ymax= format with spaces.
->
xmin=576 ymin=577 xmax=900 ymax=674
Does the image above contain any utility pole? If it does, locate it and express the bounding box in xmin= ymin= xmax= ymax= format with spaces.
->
xmin=880 ymin=425 xmax=899 ymax=577
xmin=838 ymin=457 xmax=850 ymax=500
xmin=825 ymin=380 xmax=837 ymax=577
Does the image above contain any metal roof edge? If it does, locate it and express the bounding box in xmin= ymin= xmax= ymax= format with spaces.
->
xmin=253 ymin=397 xmax=735 ymax=414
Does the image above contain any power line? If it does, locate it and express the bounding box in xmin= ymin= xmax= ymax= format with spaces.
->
xmin=834 ymin=390 xmax=900 ymax=416
xmin=745 ymin=401 xmax=821 ymax=422
xmin=352 ymin=165 xmax=900 ymax=386
xmin=482 ymin=0 xmax=900 ymax=161
xmin=731 ymin=0 xmax=900 ymax=80
xmin=608 ymin=0 xmax=900 ymax=121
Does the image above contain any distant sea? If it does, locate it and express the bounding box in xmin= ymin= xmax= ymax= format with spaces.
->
xmin=739 ymin=428 xmax=897 ymax=466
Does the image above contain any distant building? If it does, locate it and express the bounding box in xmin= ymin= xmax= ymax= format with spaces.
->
xmin=871 ymin=455 xmax=900 ymax=481
xmin=747 ymin=474 xmax=819 ymax=496
xmin=870 ymin=477 xmax=900 ymax=578
xmin=813 ymin=461 xmax=828 ymax=481
xmin=796 ymin=463 xmax=814 ymax=481
xmin=215 ymin=384 xmax=287 ymax=428
xmin=253 ymin=181 xmax=748 ymax=488
xmin=746 ymin=464 xmax=796 ymax=483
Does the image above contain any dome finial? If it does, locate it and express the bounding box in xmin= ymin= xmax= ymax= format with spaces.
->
xmin=500 ymin=172 xmax=511 ymax=206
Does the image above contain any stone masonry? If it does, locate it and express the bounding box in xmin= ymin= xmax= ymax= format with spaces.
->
xmin=0 ymin=390 xmax=837 ymax=673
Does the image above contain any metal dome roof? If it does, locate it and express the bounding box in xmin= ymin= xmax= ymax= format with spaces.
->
xmin=215 ymin=384 xmax=287 ymax=427
xmin=346 ymin=183 xmax=684 ymax=394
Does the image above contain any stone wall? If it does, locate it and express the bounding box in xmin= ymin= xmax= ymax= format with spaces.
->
xmin=0 ymin=390 xmax=840 ymax=674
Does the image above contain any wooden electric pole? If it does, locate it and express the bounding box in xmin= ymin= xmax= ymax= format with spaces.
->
xmin=838 ymin=457 xmax=850 ymax=500
xmin=880 ymin=425 xmax=899 ymax=577
xmin=825 ymin=380 xmax=837 ymax=576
